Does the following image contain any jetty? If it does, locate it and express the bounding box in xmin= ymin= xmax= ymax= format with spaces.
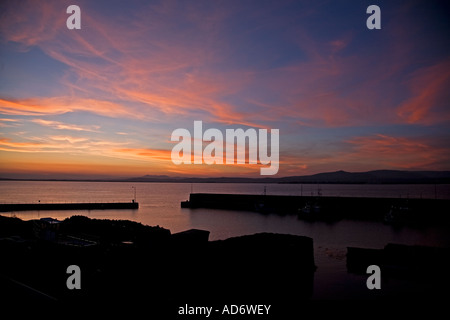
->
xmin=181 ymin=193 xmax=450 ymax=224
xmin=0 ymin=201 xmax=138 ymax=212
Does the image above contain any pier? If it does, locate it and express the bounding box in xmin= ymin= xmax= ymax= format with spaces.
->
xmin=181 ymin=193 xmax=450 ymax=224
xmin=0 ymin=201 xmax=139 ymax=212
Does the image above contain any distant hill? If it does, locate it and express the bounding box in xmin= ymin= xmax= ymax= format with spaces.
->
xmin=127 ymin=170 xmax=450 ymax=184
xmin=277 ymin=170 xmax=450 ymax=184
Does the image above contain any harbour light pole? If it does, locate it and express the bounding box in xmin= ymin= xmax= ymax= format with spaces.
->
xmin=132 ymin=186 xmax=136 ymax=203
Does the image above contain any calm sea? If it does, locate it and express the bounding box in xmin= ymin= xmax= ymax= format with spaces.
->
xmin=1 ymin=181 xmax=449 ymax=299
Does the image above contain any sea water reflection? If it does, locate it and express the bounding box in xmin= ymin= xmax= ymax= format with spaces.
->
xmin=1 ymin=181 xmax=449 ymax=299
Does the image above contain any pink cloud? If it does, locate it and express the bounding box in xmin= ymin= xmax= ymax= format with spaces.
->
xmin=397 ymin=59 xmax=450 ymax=125
xmin=343 ymin=134 xmax=449 ymax=170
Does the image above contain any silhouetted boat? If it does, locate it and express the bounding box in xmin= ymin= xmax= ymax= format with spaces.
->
xmin=297 ymin=200 xmax=340 ymax=222
xmin=298 ymin=201 xmax=323 ymax=220
xmin=300 ymin=202 xmax=322 ymax=215
xmin=384 ymin=204 xmax=411 ymax=224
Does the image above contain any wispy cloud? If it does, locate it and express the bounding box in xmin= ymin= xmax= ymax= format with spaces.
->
xmin=0 ymin=134 xmax=126 ymax=154
xmin=49 ymin=135 xmax=89 ymax=143
xmin=0 ymin=137 xmax=51 ymax=152
xmin=397 ymin=59 xmax=450 ymax=125
xmin=0 ymin=118 xmax=19 ymax=122
xmin=2 ymin=1 xmax=448 ymax=129
xmin=0 ymin=1 xmax=288 ymax=126
xmin=1 ymin=0 xmax=449 ymax=177
xmin=0 ymin=137 xmax=40 ymax=148
xmin=0 ymin=0 xmax=64 ymax=49
xmin=31 ymin=119 xmax=100 ymax=132
xmin=343 ymin=134 xmax=449 ymax=170
xmin=113 ymin=148 xmax=173 ymax=162
xmin=0 ymin=97 xmax=139 ymax=120
xmin=0 ymin=118 xmax=22 ymax=128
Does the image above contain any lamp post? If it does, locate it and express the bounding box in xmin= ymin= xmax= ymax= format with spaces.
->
xmin=132 ymin=186 xmax=136 ymax=203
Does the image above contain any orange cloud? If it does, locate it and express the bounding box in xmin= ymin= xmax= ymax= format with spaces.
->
xmin=0 ymin=134 xmax=128 ymax=156
xmin=0 ymin=137 xmax=41 ymax=149
xmin=0 ymin=118 xmax=19 ymax=122
xmin=0 ymin=97 xmax=141 ymax=119
xmin=113 ymin=148 xmax=173 ymax=162
xmin=0 ymin=136 xmax=88 ymax=153
xmin=0 ymin=152 xmax=162 ymax=178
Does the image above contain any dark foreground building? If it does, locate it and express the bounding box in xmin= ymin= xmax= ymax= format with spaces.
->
xmin=0 ymin=215 xmax=315 ymax=317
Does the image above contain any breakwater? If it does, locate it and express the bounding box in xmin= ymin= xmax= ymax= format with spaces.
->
xmin=182 ymin=193 xmax=450 ymax=224
xmin=0 ymin=201 xmax=138 ymax=212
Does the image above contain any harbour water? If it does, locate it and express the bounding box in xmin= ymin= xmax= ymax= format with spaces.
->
xmin=1 ymin=181 xmax=449 ymax=299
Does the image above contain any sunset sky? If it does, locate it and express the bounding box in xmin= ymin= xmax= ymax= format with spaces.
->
xmin=1 ymin=0 xmax=449 ymax=178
